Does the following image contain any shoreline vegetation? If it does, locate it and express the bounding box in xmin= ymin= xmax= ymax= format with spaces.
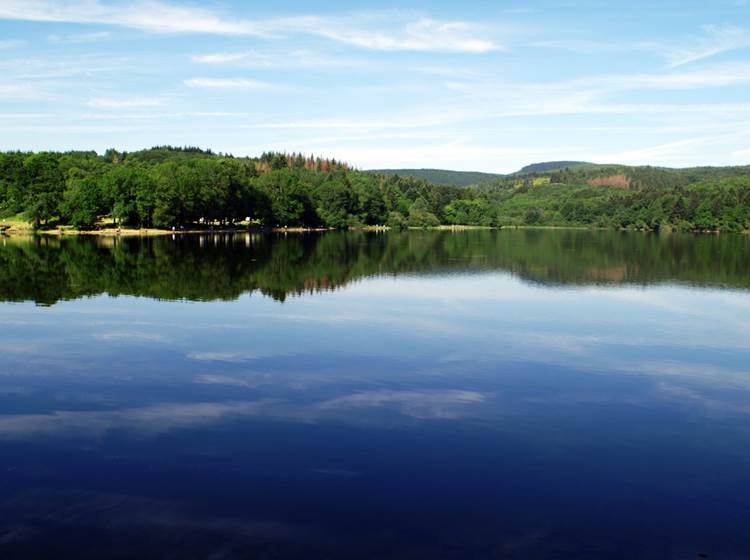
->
xmin=0 ymin=220 xmax=485 ymax=236
xmin=2 ymin=146 xmax=749 ymax=235
xmin=2 ymin=224 xmax=741 ymax=237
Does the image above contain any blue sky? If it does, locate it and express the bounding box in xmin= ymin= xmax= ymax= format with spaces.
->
xmin=0 ymin=0 xmax=749 ymax=172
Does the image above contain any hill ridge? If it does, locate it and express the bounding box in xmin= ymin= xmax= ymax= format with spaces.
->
xmin=369 ymin=168 xmax=502 ymax=187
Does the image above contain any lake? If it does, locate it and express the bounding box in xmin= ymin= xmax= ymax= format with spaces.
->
xmin=1 ymin=229 xmax=749 ymax=559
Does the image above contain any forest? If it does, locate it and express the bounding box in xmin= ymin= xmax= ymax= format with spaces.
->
xmin=1 ymin=146 xmax=749 ymax=232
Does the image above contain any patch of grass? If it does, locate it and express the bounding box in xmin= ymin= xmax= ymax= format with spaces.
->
xmin=0 ymin=213 xmax=32 ymax=230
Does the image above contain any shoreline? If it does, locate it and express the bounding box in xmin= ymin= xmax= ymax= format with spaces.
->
xmin=0 ymin=226 xmax=335 ymax=237
xmin=1 ymin=224 xmax=745 ymax=237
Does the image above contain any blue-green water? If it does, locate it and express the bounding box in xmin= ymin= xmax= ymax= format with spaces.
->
xmin=1 ymin=230 xmax=749 ymax=559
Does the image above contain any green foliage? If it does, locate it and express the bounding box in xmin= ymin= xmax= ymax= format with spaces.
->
xmin=407 ymin=198 xmax=439 ymax=227
xmin=314 ymin=175 xmax=356 ymax=228
xmin=60 ymin=177 xmax=106 ymax=230
xmin=387 ymin=211 xmax=408 ymax=229
xmin=372 ymin=169 xmax=501 ymax=187
xmin=515 ymin=161 xmax=589 ymax=175
xmin=524 ymin=208 xmax=542 ymax=225
xmin=22 ymin=152 xmax=66 ymax=226
xmin=1 ymin=149 xmax=749 ymax=232
xmin=473 ymin=166 xmax=750 ymax=232
xmin=444 ymin=199 xmax=497 ymax=226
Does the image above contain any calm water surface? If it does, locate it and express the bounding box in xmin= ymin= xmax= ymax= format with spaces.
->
xmin=1 ymin=230 xmax=749 ymax=559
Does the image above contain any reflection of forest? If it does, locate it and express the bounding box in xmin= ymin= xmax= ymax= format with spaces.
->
xmin=1 ymin=230 xmax=748 ymax=305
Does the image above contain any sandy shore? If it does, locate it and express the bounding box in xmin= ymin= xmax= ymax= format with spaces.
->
xmin=0 ymin=225 xmax=335 ymax=236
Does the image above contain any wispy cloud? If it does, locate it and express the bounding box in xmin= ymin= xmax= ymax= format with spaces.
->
xmin=479 ymin=63 xmax=750 ymax=98
xmin=191 ymin=51 xmax=258 ymax=64
xmin=0 ymin=1 xmax=500 ymax=53
xmin=0 ymin=0 xmax=269 ymax=35
xmin=532 ymin=26 xmax=750 ymax=69
xmin=88 ymin=97 xmax=168 ymax=108
xmin=581 ymin=63 xmax=750 ymax=91
xmin=0 ymin=39 xmax=25 ymax=49
xmin=0 ymin=83 xmax=37 ymax=97
xmin=184 ymin=77 xmax=273 ymax=90
xmin=190 ymin=49 xmax=360 ymax=69
xmin=663 ymin=25 xmax=750 ymax=68
xmin=249 ymin=113 xmax=463 ymax=130
xmin=530 ymin=38 xmax=635 ymax=54
xmin=426 ymin=63 xmax=750 ymax=125
xmin=286 ymin=14 xmax=501 ymax=53
xmin=592 ymin=130 xmax=750 ymax=164
xmin=48 ymin=30 xmax=111 ymax=44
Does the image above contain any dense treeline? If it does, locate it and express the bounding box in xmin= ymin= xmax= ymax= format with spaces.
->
xmin=372 ymin=168 xmax=501 ymax=187
xmin=1 ymin=147 xmax=749 ymax=232
xmin=0 ymin=147 xmax=455 ymax=230
xmin=1 ymin=230 xmax=748 ymax=305
xmin=462 ymin=164 xmax=750 ymax=232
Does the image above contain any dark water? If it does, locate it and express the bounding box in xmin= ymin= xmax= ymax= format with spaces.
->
xmin=1 ymin=230 xmax=749 ymax=559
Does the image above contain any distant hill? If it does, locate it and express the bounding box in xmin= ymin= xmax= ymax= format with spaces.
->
xmin=515 ymin=161 xmax=590 ymax=175
xmin=371 ymin=163 xmax=596 ymax=186
xmin=370 ymin=169 xmax=502 ymax=187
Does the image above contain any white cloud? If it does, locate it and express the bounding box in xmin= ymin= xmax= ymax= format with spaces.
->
xmin=0 ymin=2 xmax=499 ymax=53
xmin=48 ymin=30 xmax=111 ymax=44
xmin=593 ymin=131 xmax=750 ymax=165
xmin=331 ymin=143 xmax=571 ymax=169
xmin=191 ymin=52 xmax=256 ymax=64
xmin=531 ymin=26 xmax=750 ymax=69
xmin=0 ymin=0 xmax=269 ymax=36
xmin=289 ymin=15 xmax=501 ymax=53
xmin=531 ymin=38 xmax=634 ymax=53
xmin=416 ymin=65 xmax=750 ymax=126
xmin=191 ymin=49 xmax=365 ymax=70
xmin=0 ymin=39 xmax=25 ymax=49
xmin=663 ymin=25 xmax=750 ymax=68
xmin=184 ymin=77 xmax=273 ymax=90
xmin=249 ymin=113 xmax=463 ymax=130
xmin=525 ymin=63 xmax=750 ymax=96
xmin=0 ymin=83 xmax=37 ymax=97
xmin=600 ymin=137 xmax=715 ymax=163
xmin=88 ymin=97 xmax=168 ymax=108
